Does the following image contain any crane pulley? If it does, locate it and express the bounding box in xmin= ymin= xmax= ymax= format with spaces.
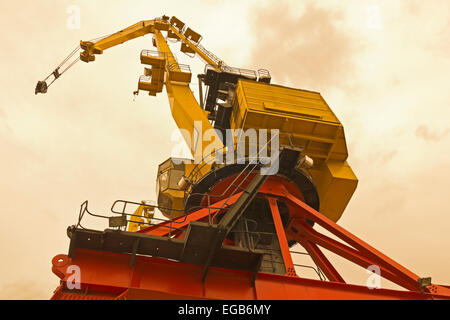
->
xmin=35 ymin=33 xmax=116 ymax=95
xmin=35 ymin=45 xmax=78 ymax=94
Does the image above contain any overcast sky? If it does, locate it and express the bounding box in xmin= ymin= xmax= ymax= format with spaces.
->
xmin=1 ymin=0 xmax=450 ymax=298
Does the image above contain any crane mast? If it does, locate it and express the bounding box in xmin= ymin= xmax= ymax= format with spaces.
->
xmin=37 ymin=15 xmax=450 ymax=300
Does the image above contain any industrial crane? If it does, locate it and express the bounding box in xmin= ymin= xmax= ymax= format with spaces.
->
xmin=38 ymin=15 xmax=450 ymax=300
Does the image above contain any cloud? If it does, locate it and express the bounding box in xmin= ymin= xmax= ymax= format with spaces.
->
xmin=380 ymin=150 xmax=398 ymax=163
xmin=0 ymin=107 xmax=9 ymax=130
xmin=249 ymin=1 xmax=361 ymax=90
xmin=402 ymin=0 xmax=421 ymax=15
xmin=415 ymin=125 xmax=450 ymax=142
xmin=0 ymin=281 xmax=51 ymax=300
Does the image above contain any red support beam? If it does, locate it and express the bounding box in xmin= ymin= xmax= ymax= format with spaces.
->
xmin=51 ymin=248 xmax=450 ymax=300
xmin=297 ymin=237 xmax=345 ymax=284
xmin=267 ymin=197 xmax=296 ymax=277
xmin=50 ymin=178 xmax=450 ymax=300
xmin=138 ymin=191 xmax=242 ymax=237
xmin=288 ymin=219 xmax=419 ymax=291
xmin=282 ymin=190 xmax=421 ymax=290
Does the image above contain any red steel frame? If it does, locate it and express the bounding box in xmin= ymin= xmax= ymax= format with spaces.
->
xmin=51 ymin=179 xmax=450 ymax=300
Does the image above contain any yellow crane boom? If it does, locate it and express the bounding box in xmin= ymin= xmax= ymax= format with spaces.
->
xmin=36 ymin=15 xmax=358 ymax=222
xmin=36 ymin=15 xmax=223 ymax=165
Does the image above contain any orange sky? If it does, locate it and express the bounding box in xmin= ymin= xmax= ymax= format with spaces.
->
xmin=1 ymin=0 xmax=449 ymax=298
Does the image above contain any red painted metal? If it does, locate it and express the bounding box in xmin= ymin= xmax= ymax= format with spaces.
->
xmin=197 ymin=174 xmax=305 ymax=208
xmin=289 ymin=219 xmax=416 ymax=291
xmin=137 ymin=191 xmax=243 ymax=237
xmin=51 ymin=178 xmax=450 ymax=300
xmin=297 ymin=237 xmax=345 ymax=284
xmin=267 ymin=197 xmax=296 ymax=277
xmin=51 ymin=248 xmax=450 ymax=300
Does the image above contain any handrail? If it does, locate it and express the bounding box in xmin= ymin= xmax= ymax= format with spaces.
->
xmin=75 ymin=200 xmax=325 ymax=280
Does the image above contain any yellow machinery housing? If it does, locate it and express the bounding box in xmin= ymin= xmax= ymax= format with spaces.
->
xmin=156 ymin=158 xmax=209 ymax=218
xmin=230 ymin=80 xmax=357 ymax=221
xmin=155 ymin=79 xmax=357 ymax=221
xmin=36 ymin=15 xmax=357 ymax=223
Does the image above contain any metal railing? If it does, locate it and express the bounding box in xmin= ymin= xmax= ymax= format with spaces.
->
xmin=257 ymin=69 xmax=270 ymax=78
xmin=183 ymin=153 xmax=262 ymax=224
xmin=74 ymin=152 xmax=265 ymax=244
xmin=75 ymin=198 xmax=326 ymax=281
xmin=290 ymin=250 xmax=326 ymax=281
xmin=138 ymin=75 xmax=152 ymax=83
xmin=204 ymin=64 xmax=258 ymax=80
xmin=196 ymin=43 xmax=227 ymax=69
xmin=228 ymin=226 xmax=326 ymax=280
xmin=221 ymin=65 xmax=258 ymax=80
xmin=167 ymin=62 xmax=191 ymax=74
xmin=140 ymin=49 xmax=166 ymax=59
xmin=76 ymin=198 xmax=237 ymax=235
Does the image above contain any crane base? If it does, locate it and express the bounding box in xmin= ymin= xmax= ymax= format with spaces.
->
xmin=51 ymin=179 xmax=450 ymax=300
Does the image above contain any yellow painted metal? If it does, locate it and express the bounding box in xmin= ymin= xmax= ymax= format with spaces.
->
xmin=184 ymin=28 xmax=202 ymax=43
xmin=156 ymin=158 xmax=209 ymax=218
xmin=138 ymin=50 xmax=166 ymax=95
xmin=167 ymin=25 xmax=222 ymax=72
xmin=310 ymin=161 xmax=358 ymax=222
xmin=80 ymin=20 xmax=158 ymax=62
xmin=140 ymin=50 xmax=166 ymax=67
xmin=231 ymin=80 xmax=349 ymax=164
xmin=154 ymin=20 xmax=169 ymax=31
xmin=169 ymin=16 xmax=185 ymax=31
xmin=167 ymin=67 xmax=192 ymax=83
xmin=153 ymin=30 xmax=223 ymax=165
xmin=152 ymin=31 xmax=224 ymax=217
xmin=167 ymin=29 xmax=179 ymax=40
xmin=127 ymin=201 xmax=155 ymax=232
xmin=76 ymin=17 xmax=225 ymax=217
xmin=77 ymin=17 xmax=223 ymax=165
xmin=70 ymin=15 xmax=357 ymax=222
xmin=231 ymin=79 xmax=357 ymax=221
xmin=181 ymin=42 xmax=196 ymax=55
